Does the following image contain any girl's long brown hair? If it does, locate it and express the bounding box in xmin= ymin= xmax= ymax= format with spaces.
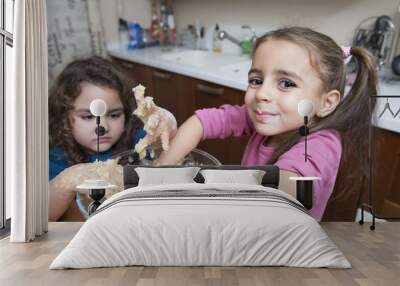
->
xmin=252 ymin=27 xmax=378 ymax=217
xmin=49 ymin=56 xmax=142 ymax=164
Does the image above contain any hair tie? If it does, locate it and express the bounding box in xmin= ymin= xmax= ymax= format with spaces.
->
xmin=341 ymin=46 xmax=351 ymax=58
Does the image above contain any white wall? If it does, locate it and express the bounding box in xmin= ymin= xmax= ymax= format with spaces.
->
xmin=100 ymin=0 xmax=400 ymax=45
xmin=173 ymin=0 xmax=400 ymax=45
xmin=99 ymin=0 xmax=151 ymax=44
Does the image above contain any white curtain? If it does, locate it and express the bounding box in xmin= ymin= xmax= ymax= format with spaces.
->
xmin=7 ymin=0 xmax=49 ymax=242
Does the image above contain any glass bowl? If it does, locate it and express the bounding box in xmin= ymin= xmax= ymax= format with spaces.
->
xmin=111 ymin=147 xmax=222 ymax=166
xmin=76 ymin=148 xmax=221 ymax=220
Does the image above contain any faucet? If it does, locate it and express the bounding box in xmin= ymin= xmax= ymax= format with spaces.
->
xmin=218 ymin=30 xmax=240 ymax=46
xmin=217 ymin=25 xmax=258 ymax=54
xmin=241 ymin=25 xmax=258 ymax=43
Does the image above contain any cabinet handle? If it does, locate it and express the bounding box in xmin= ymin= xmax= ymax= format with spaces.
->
xmin=153 ymin=70 xmax=172 ymax=80
xmin=196 ymin=83 xmax=224 ymax=95
xmin=119 ymin=61 xmax=137 ymax=69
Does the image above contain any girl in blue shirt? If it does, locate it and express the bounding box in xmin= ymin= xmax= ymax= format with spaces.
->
xmin=49 ymin=56 xmax=144 ymax=221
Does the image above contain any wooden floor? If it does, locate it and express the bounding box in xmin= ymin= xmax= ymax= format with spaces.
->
xmin=0 ymin=222 xmax=399 ymax=286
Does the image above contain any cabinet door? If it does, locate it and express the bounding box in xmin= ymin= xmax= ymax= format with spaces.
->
xmin=111 ymin=58 xmax=152 ymax=88
xmin=111 ymin=59 xmax=194 ymax=126
xmin=150 ymin=68 xmax=194 ymax=125
xmin=323 ymin=127 xmax=400 ymax=222
xmin=371 ymin=128 xmax=400 ymax=217
xmin=193 ymin=80 xmax=249 ymax=165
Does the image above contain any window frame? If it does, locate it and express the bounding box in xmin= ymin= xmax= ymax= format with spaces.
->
xmin=0 ymin=0 xmax=14 ymax=233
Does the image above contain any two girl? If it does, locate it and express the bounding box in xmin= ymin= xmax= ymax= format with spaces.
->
xmin=48 ymin=56 xmax=144 ymax=221
xmin=158 ymin=27 xmax=378 ymax=221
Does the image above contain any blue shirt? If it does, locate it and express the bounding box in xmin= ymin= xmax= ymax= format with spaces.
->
xmin=49 ymin=129 xmax=146 ymax=180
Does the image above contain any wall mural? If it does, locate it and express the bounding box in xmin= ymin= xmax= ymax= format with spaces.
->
xmin=45 ymin=4 xmax=375 ymax=224
xmin=47 ymin=0 xmax=106 ymax=86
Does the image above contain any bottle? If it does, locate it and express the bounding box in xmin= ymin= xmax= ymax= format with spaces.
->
xmin=159 ymin=3 xmax=170 ymax=47
xmin=213 ymin=24 xmax=222 ymax=53
xmin=118 ymin=18 xmax=129 ymax=48
xmin=150 ymin=0 xmax=160 ymax=42
xmin=167 ymin=9 xmax=176 ymax=46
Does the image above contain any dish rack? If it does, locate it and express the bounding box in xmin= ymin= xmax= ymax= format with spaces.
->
xmin=359 ymin=95 xmax=400 ymax=230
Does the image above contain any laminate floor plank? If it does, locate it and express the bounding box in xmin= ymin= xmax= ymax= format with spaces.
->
xmin=0 ymin=222 xmax=399 ymax=286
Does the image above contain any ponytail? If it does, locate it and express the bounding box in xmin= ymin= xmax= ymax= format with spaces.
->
xmin=332 ymin=47 xmax=378 ymax=133
xmin=322 ymin=47 xmax=378 ymax=210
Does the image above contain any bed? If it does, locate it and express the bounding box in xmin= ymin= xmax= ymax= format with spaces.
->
xmin=50 ymin=165 xmax=350 ymax=269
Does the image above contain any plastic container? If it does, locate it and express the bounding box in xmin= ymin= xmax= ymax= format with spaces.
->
xmin=213 ymin=24 xmax=222 ymax=53
xmin=127 ymin=22 xmax=143 ymax=49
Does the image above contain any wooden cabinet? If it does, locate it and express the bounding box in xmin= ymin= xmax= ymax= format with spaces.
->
xmin=112 ymin=59 xmax=152 ymax=89
xmin=370 ymin=127 xmax=400 ymax=217
xmin=323 ymin=127 xmax=400 ymax=221
xmin=111 ymin=57 xmax=248 ymax=165
xmin=112 ymin=58 xmax=194 ymax=126
xmin=149 ymin=68 xmax=194 ymax=125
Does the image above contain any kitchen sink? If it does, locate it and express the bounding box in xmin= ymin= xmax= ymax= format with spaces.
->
xmin=160 ymin=50 xmax=249 ymax=69
xmin=217 ymin=60 xmax=252 ymax=82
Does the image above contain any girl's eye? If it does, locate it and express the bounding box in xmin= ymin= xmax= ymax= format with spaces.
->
xmin=108 ymin=112 xmax=123 ymax=119
xmin=80 ymin=114 xmax=94 ymax=120
xmin=278 ymin=79 xmax=297 ymax=89
xmin=248 ymin=78 xmax=263 ymax=87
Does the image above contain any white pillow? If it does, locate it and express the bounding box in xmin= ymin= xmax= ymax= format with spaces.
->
xmin=135 ymin=167 xmax=200 ymax=186
xmin=200 ymin=169 xmax=266 ymax=185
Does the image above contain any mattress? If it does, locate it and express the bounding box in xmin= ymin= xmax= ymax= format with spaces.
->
xmin=50 ymin=183 xmax=350 ymax=269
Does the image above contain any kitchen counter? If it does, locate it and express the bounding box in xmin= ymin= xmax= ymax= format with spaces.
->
xmin=108 ymin=45 xmax=400 ymax=134
xmin=107 ymin=45 xmax=251 ymax=91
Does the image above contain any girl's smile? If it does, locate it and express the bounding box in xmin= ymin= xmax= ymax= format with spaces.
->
xmin=254 ymin=109 xmax=280 ymax=124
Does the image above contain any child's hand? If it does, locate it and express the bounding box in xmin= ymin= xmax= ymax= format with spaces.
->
xmin=49 ymin=162 xmax=98 ymax=221
xmin=132 ymin=84 xmax=178 ymax=157
xmin=156 ymin=115 xmax=203 ymax=166
xmin=49 ymin=160 xmax=123 ymax=221
xmin=55 ymin=160 xmax=123 ymax=195
xmin=57 ymin=162 xmax=100 ymax=190
xmin=147 ymin=114 xmax=161 ymax=131
xmin=94 ymin=159 xmax=124 ymax=196
xmin=153 ymin=106 xmax=178 ymax=149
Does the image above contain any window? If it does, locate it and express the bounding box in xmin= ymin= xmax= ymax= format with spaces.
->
xmin=1 ymin=0 xmax=14 ymax=232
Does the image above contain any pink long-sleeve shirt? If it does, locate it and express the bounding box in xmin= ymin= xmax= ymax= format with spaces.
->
xmin=195 ymin=104 xmax=342 ymax=221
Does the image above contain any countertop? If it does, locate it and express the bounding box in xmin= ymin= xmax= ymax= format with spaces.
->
xmin=107 ymin=45 xmax=251 ymax=91
xmin=108 ymin=45 xmax=400 ymax=134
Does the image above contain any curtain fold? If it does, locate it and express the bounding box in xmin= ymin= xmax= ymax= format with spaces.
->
xmin=8 ymin=0 xmax=49 ymax=242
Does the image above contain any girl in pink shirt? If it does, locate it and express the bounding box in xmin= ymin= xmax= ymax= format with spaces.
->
xmin=158 ymin=27 xmax=378 ymax=221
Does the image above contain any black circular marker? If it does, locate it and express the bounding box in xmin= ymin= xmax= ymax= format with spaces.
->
xmin=95 ymin=125 xmax=106 ymax=136
xmin=298 ymin=126 xmax=309 ymax=136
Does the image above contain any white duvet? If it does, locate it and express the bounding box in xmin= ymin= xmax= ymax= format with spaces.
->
xmin=50 ymin=183 xmax=351 ymax=269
